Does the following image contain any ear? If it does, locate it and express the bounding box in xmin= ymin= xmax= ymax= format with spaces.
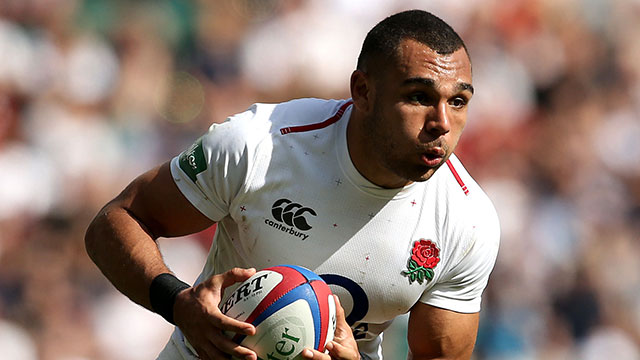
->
xmin=350 ymin=70 xmax=373 ymax=113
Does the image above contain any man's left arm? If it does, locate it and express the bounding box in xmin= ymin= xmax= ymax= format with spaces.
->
xmin=408 ymin=193 xmax=500 ymax=359
xmin=407 ymin=303 xmax=479 ymax=360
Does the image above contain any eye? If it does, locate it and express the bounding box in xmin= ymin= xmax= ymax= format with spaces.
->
xmin=408 ymin=92 xmax=436 ymax=105
xmin=449 ymin=97 xmax=468 ymax=109
xmin=408 ymin=92 xmax=427 ymax=104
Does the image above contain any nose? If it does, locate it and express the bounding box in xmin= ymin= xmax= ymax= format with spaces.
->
xmin=423 ymin=101 xmax=451 ymax=136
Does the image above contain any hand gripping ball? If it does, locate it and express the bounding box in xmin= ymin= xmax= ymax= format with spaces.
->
xmin=220 ymin=265 xmax=337 ymax=359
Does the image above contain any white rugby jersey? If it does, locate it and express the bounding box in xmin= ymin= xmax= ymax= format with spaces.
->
xmin=164 ymin=98 xmax=500 ymax=360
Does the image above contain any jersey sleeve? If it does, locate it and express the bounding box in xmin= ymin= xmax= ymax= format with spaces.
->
xmin=419 ymin=202 xmax=500 ymax=313
xmin=169 ymin=106 xmax=263 ymax=221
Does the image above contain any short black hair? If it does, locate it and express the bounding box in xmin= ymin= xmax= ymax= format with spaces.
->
xmin=357 ymin=10 xmax=468 ymax=71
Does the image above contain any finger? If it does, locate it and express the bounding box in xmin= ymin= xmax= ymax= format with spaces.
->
xmin=210 ymin=334 xmax=257 ymax=360
xmin=326 ymin=340 xmax=358 ymax=359
xmin=191 ymin=342 xmax=222 ymax=360
xmin=333 ymin=294 xmax=342 ymax=308
xmin=195 ymin=330 xmax=257 ymax=360
xmin=208 ymin=312 xmax=256 ymax=336
xmin=332 ymin=295 xmax=351 ymax=334
xmin=301 ymin=348 xmax=329 ymax=360
xmin=203 ymin=268 xmax=256 ymax=291
xmin=333 ymin=295 xmax=346 ymax=321
xmin=220 ymin=267 xmax=257 ymax=288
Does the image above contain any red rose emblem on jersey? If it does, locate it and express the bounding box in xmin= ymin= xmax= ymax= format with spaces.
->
xmin=403 ymin=239 xmax=440 ymax=284
xmin=411 ymin=239 xmax=440 ymax=269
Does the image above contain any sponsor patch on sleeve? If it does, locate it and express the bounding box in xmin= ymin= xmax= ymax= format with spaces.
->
xmin=178 ymin=137 xmax=207 ymax=182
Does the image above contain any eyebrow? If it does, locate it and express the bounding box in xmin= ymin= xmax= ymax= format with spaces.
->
xmin=403 ymin=77 xmax=474 ymax=95
xmin=458 ymin=82 xmax=474 ymax=94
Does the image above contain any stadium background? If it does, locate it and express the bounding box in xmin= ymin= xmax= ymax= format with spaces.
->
xmin=1 ymin=0 xmax=639 ymax=359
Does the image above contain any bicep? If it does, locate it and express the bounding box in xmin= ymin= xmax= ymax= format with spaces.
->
xmin=113 ymin=161 xmax=214 ymax=238
xmin=407 ymin=302 xmax=479 ymax=360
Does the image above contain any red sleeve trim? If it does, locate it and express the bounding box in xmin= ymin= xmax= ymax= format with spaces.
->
xmin=280 ymin=100 xmax=353 ymax=135
xmin=446 ymin=159 xmax=469 ymax=195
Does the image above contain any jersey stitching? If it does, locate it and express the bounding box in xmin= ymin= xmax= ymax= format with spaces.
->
xmin=279 ymin=100 xmax=353 ymax=134
xmin=446 ymin=159 xmax=469 ymax=195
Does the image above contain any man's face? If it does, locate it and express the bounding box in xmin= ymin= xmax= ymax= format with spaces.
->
xmin=362 ymin=38 xmax=473 ymax=188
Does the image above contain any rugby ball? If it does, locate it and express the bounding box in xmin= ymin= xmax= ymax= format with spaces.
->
xmin=220 ymin=265 xmax=336 ymax=359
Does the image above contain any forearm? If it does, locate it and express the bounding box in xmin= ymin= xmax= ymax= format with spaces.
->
xmin=85 ymin=202 xmax=172 ymax=310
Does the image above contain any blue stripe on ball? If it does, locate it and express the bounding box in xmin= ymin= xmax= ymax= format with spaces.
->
xmin=280 ymin=264 xmax=323 ymax=282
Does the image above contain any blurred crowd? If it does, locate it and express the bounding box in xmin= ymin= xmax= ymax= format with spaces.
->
xmin=1 ymin=0 xmax=639 ymax=359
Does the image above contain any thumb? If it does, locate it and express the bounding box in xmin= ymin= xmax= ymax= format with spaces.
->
xmin=333 ymin=295 xmax=351 ymax=333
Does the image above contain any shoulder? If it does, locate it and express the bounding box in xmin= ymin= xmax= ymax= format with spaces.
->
xmin=434 ymin=154 xmax=500 ymax=254
xmin=440 ymin=155 xmax=498 ymax=226
xmin=204 ymin=98 xmax=350 ymax=144
xmin=269 ymin=98 xmax=352 ymax=131
xmin=413 ymin=156 xmax=499 ymax=313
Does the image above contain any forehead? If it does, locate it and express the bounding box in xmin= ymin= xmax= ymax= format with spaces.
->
xmin=389 ymin=38 xmax=472 ymax=85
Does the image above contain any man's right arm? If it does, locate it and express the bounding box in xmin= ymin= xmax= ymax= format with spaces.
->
xmin=85 ymin=161 xmax=213 ymax=309
xmin=85 ymin=161 xmax=258 ymax=360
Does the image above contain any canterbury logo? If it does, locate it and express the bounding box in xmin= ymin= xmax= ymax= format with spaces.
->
xmin=271 ymin=198 xmax=317 ymax=231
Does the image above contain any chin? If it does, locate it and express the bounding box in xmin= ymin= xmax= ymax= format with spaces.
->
xmin=411 ymin=165 xmax=442 ymax=182
xmin=386 ymin=161 xmax=441 ymax=186
xmin=413 ymin=173 xmax=436 ymax=182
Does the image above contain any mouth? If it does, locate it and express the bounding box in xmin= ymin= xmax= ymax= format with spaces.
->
xmin=421 ymin=148 xmax=446 ymax=167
